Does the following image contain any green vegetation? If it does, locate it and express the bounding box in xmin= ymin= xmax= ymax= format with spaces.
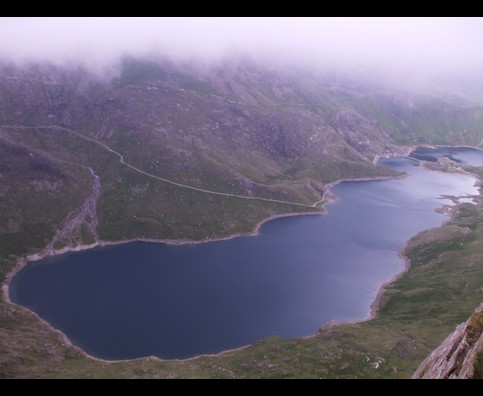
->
xmin=466 ymin=308 xmax=483 ymax=346
xmin=466 ymin=309 xmax=483 ymax=379
xmin=0 ymin=139 xmax=93 ymax=257
xmin=1 ymin=126 xmax=321 ymax=243
xmin=347 ymin=94 xmax=483 ymax=146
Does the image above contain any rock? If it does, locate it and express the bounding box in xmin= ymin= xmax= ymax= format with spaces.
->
xmin=412 ymin=304 xmax=483 ymax=379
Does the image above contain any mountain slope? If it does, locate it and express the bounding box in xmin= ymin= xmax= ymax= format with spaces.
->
xmin=0 ymin=57 xmax=413 ymax=246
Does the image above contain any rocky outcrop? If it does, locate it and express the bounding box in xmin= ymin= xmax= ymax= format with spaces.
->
xmin=412 ymin=304 xmax=483 ymax=379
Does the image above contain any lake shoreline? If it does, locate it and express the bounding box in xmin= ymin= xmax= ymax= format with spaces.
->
xmin=3 ymin=146 xmax=479 ymax=364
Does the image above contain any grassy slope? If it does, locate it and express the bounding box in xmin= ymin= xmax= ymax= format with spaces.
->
xmin=0 ymin=139 xmax=93 ymax=261
xmin=347 ymin=93 xmax=483 ymax=146
xmin=0 ymin=126 xmax=321 ymax=242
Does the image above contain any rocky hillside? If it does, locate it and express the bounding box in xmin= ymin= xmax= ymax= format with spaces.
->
xmin=413 ymin=304 xmax=483 ymax=379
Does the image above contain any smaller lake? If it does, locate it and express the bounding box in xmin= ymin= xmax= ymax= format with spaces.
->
xmin=9 ymin=148 xmax=482 ymax=361
xmin=410 ymin=146 xmax=483 ymax=166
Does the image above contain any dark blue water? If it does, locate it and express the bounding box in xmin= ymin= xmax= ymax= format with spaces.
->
xmin=9 ymin=155 xmax=480 ymax=360
xmin=410 ymin=146 xmax=483 ymax=166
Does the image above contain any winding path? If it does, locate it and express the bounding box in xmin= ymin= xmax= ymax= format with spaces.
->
xmin=0 ymin=125 xmax=324 ymax=208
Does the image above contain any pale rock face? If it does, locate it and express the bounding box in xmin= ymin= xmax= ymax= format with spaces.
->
xmin=413 ymin=304 xmax=483 ymax=379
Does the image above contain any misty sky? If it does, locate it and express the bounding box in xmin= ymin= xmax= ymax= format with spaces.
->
xmin=1 ymin=17 xmax=483 ymax=76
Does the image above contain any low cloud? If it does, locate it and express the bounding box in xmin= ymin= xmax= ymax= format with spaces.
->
xmin=1 ymin=17 xmax=482 ymax=78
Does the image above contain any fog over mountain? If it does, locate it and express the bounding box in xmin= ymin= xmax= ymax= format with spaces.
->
xmin=1 ymin=17 xmax=483 ymax=79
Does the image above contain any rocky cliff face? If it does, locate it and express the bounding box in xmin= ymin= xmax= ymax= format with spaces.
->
xmin=412 ymin=304 xmax=483 ymax=379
